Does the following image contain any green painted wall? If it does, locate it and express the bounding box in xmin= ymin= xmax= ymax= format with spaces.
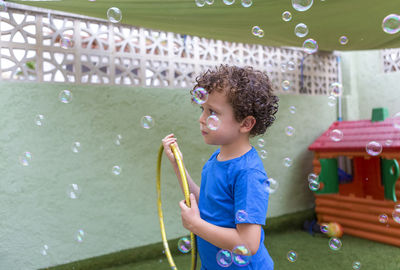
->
xmin=0 ymin=81 xmax=335 ymax=269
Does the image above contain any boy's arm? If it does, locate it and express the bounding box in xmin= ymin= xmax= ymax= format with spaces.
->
xmin=180 ymin=194 xmax=261 ymax=255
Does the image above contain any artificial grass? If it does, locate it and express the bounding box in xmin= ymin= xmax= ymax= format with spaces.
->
xmin=104 ymin=231 xmax=400 ymax=270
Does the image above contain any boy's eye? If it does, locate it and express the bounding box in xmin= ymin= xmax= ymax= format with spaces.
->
xmin=210 ymin=109 xmax=216 ymax=115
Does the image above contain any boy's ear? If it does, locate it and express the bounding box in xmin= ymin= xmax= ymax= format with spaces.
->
xmin=240 ymin=116 xmax=256 ymax=133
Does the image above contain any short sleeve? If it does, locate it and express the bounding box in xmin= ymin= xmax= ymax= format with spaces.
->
xmin=234 ymin=169 xmax=269 ymax=225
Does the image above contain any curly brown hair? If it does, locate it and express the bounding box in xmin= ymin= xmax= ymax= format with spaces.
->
xmin=190 ymin=64 xmax=279 ymax=137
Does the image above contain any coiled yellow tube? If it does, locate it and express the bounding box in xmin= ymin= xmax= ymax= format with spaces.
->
xmin=156 ymin=143 xmax=197 ymax=270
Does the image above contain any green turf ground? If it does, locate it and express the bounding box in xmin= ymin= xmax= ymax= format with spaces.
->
xmin=104 ymin=230 xmax=400 ymax=270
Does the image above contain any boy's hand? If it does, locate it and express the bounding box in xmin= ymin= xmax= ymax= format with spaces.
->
xmin=179 ymin=193 xmax=201 ymax=233
xmin=162 ymin=133 xmax=183 ymax=165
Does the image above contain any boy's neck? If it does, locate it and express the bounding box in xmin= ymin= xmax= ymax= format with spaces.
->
xmin=217 ymin=137 xmax=252 ymax=161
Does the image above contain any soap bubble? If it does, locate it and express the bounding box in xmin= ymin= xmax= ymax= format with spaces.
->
xmin=71 ymin=142 xmax=81 ymax=153
xmin=112 ymin=165 xmax=121 ymax=175
xmin=266 ymin=178 xmax=278 ymax=194
xmin=60 ymin=36 xmax=73 ymax=49
xmin=205 ymin=0 xmax=214 ymax=4
xmin=241 ymin=0 xmax=252 ymax=7
xmin=114 ymin=134 xmax=122 ymax=146
xmin=282 ymin=80 xmax=291 ymax=91
xmin=295 ymin=23 xmax=309 ymax=38
xmin=192 ymin=87 xmax=208 ymax=104
xmin=67 ymin=183 xmax=81 ymax=199
xmin=216 ymin=249 xmax=233 ymax=267
xmin=292 ymin=0 xmax=313 ymax=12
xmin=235 ymin=210 xmax=248 ymax=222
xmin=40 ymin=245 xmax=49 ymax=256
xmin=330 ymin=129 xmax=343 ymax=142
xmin=287 ymin=61 xmax=296 ymax=71
xmin=382 ymin=14 xmax=400 ymax=34
xmin=303 ymin=38 xmax=318 ymax=54
xmin=252 ymin=26 xmax=261 ymax=36
xmin=257 ymin=29 xmax=264 ymax=38
xmin=385 ymin=139 xmax=393 ymax=146
xmin=285 ymin=126 xmax=295 ymax=136
xmin=195 ymin=0 xmax=206 ymax=7
xmin=287 ymin=250 xmax=297 ymax=262
xmin=289 ymin=106 xmax=296 ymax=114
xmin=392 ymin=209 xmax=400 ymax=223
xmin=328 ymin=95 xmax=337 ymax=107
xmin=178 ymin=237 xmax=192 ymax=253
xmin=232 ymin=245 xmax=251 ymax=266
xmin=283 ymin=157 xmax=293 ymax=167
xmin=141 ymin=115 xmax=155 ymax=129
xmin=76 ymin=229 xmax=85 ymax=243
xmin=329 ymin=82 xmax=343 ymax=97
xmin=257 ymin=138 xmax=265 ymax=148
xmin=206 ymin=115 xmax=221 ymax=130
xmin=19 ymin=152 xmax=32 ymax=166
xmin=223 ymin=0 xmax=235 ymax=5
xmin=107 ymin=7 xmax=122 ymax=23
xmin=366 ymin=141 xmax=382 ymax=156
xmin=0 ymin=1 xmax=7 ymax=11
xmin=308 ymin=173 xmax=318 ymax=182
xmin=282 ymin=11 xmax=292 ymax=22
xmin=393 ymin=112 xmax=400 ymax=130
xmin=309 ymin=180 xmax=320 ymax=191
xmin=35 ymin=114 xmax=45 ymax=126
xmin=320 ymin=223 xmax=329 ymax=234
xmin=259 ymin=149 xmax=267 ymax=159
xmin=352 ymin=261 xmax=362 ymax=270
xmin=328 ymin=237 xmax=342 ymax=251
xmin=59 ymin=90 xmax=72 ymax=103
xmin=339 ymin=36 xmax=349 ymax=45
xmin=379 ymin=214 xmax=388 ymax=224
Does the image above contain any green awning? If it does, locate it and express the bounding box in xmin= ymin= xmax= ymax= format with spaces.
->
xmin=8 ymin=0 xmax=400 ymax=51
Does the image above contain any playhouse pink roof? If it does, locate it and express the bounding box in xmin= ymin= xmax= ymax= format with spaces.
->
xmin=308 ymin=118 xmax=400 ymax=152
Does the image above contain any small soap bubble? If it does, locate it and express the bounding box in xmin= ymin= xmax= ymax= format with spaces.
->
xmin=206 ymin=115 xmax=221 ymax=131
xmin=223 ymin=0 xmax=235 ymax=5
xmin=59 ymin=90 xmax=72 ymax=103
xmin=205 ymin=0 xmax=214 ymax=5
xmin=352 ymin=261 xmax=361 ymax=270
xmin=192 ymin=87 xmax=208 ymax=104
xmin=309 ymin=180 xmax=320 ymax=191
xmin=395 ymin=204 xmax=400 ymax=211
xmin=259 ymin=149 xmax=267 ymax=159
xmin=385 ymin=139 xmax=393 ymax=146
xmin=281 ymin=63 xmax=287 ymax=73
xmin=60 ymin=36 xmax=73 ymax=49
xmin=76 ymin=229 xmax=85 ymax=243
xmin=329 ymin=237 xmax=342 ymax=251
xmin=19 ymin=151 xmax=32 ymax=166
xmin=303 ymin=38 xmax=318 ymax=54
xmin=232 ymin=245 xmax=251 ymax=266
xmin=216 ymin=249 xmax=233 ymax=267
xmin=392 ymin=209 xmax=400 ymax=224
xmin=295 ymin=23 xmax=309 ymax=38
xmin=339 ymin=36 xmax=348 ymax=45
xmin=282 ymin=80 xmax=291 ymax=91
xmin=195 ymin=0 xmax=206 ymax=7
xmin=112 ymin=165 xmax=121 ymax=175
xmin=292 ymin=0 xmax=313 ymax=12
xmin=241 ymin=0 xmax=252 ymax=8
xmin=289 ymin=106 xmax=296 ymax=114
xmin=40 ymin=245 xmax=49 ymax=256
xmin=287 ymin=250 xmax=297 ymax=262
xmin=252 ymin=26 xmax=260 ymax=36
xmin=107 ymin=7 xmax=122 ymax=23
xmin=287 ymin=61 xmax=295 ymax=71
xmin=379 ymin=214 xmax=388 ymax=224
xmin=178 ymin=237 xmax=192 ymax=253
xmin=283 ymin=157 xmax=293 ymax=168
xmin=328 ymin=95 xmax=337 ymax=107
xmin=115 ymin=134 xmax=122 ymax=146
xmin=67 ymin=183 xmax=81 ymax=199
xmin=329 ymin=82 xmax=343 ymax=97
xmin=285 ymin=126 xmax=295 ymax=136
xmin=282 ymin=11 xmax=292 ymax=22
xmin=393 ymin=112 xmax=400 ymax=130
xmin=141 ymin=115 xmax=155 ymax=129
xmin=366 ymin=141 xmax=382 ymax=156
xmin=308 ymin=173 xmax=318 ymax=182
xmin=330 ymin=129 xmax=343 ymax=142
xmin=257 ymin=138 xmax=265 ymax=148
xmin=35 ymin=114 xmax=45 ymax=126
xmin=266 ymin=178 xmax=278 ymax=194
xmin=382 ymin=14 xmax=400 ymax=34
xmin=235 ymin=210 xmax=248 ymax=222
xmin=320 ymin=223 xmax=329 ymax=234
xmin=257 ymin=29 xmax=264 ymax=38
xmin=71 ymin=142 xmax=81 ymax=153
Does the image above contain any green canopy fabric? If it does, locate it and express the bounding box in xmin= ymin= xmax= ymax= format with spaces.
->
xmin=10 ymin=0 xmax=400 ymax=51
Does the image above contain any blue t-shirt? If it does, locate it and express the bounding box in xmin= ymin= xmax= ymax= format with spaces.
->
xmin=197 ymin=146 xmax=274 ymax=270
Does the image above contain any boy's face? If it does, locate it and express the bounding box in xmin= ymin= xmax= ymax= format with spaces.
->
xmin=199 ymin=90 xmax=243 ymax=145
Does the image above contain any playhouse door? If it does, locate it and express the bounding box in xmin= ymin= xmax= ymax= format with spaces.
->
xmin=353 ymin=157 xmax=385 ymax=200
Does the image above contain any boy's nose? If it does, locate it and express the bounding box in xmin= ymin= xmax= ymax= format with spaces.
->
xmin=199 ymin=112 xmax=206 ymax=124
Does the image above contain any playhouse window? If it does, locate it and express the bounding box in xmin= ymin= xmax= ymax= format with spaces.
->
xmin=337 ymin=156 xmax=353 ymax=184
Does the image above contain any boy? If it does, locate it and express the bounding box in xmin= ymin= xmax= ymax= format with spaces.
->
xmin=162 ymin=65 xmax=279 ymax=269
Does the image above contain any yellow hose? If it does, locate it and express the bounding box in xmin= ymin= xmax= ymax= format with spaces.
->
xmin=156 ymin=143 xmax=197 ymax=270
